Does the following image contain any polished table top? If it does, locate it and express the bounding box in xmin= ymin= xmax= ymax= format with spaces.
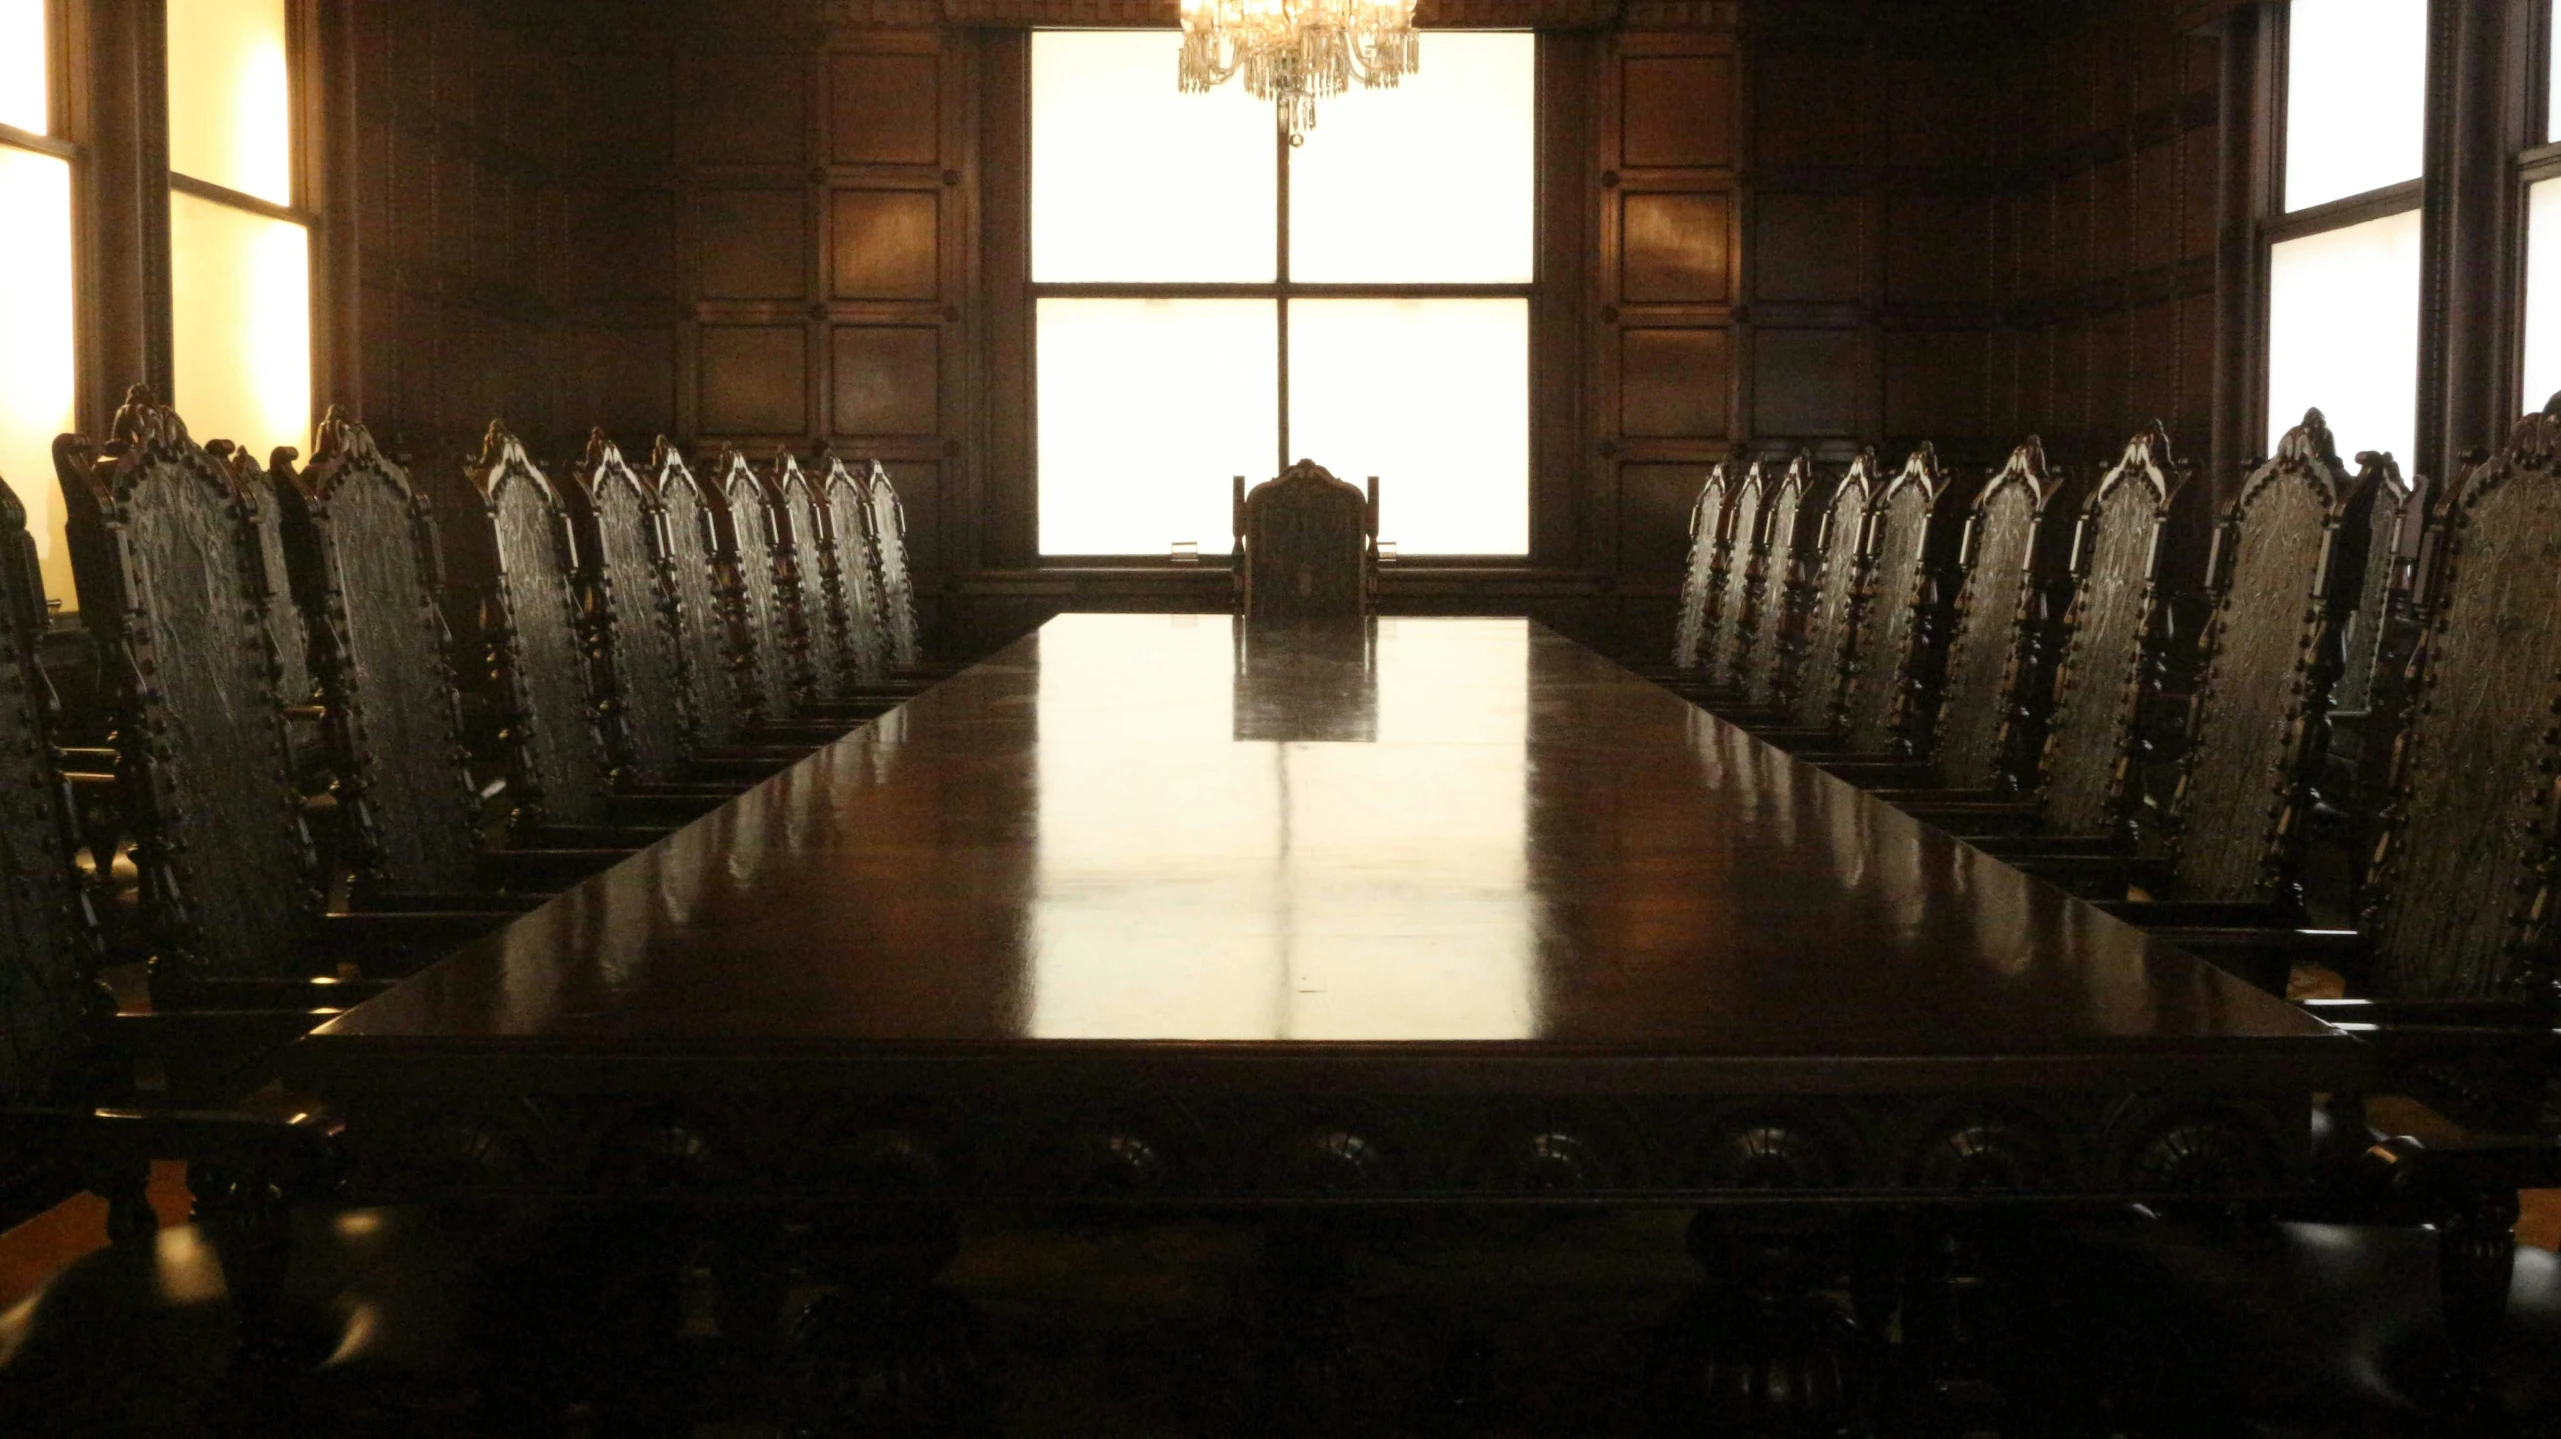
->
xmin=293 ymin=615 xmax=2354 ymax=1100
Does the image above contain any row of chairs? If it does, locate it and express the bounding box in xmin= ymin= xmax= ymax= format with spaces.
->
xmin=0 ymin=387 xmax=938 ymax=1113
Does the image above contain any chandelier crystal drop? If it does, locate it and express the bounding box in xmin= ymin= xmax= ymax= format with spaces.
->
xmin=1177 ymin=0 xmax=1421 ymax=145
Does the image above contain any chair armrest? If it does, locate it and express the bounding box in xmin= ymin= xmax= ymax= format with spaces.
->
xmin=53 ymin=746 xmax=119 ymax=769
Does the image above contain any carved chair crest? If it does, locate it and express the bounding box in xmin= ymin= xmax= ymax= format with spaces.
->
xmin=277 ymin=408 xmax=481 ymax=899
xmin=863 ymin=462 xmax=924 ymax=667
xmin=654 ymin=441 xmax=748 ymax=746
xmin=816 ymin=452 xmax=891 ymax=687
xmin=1837 ymin=443 xmax=1955 ymax=756
xmin=1789 ymin=449 xmax=1882 ymax=730
xmin=1671 ymin=457 xmax=1739 ymax=672
xmin=716 ymin=447 xmax=802 ymax=723
xmin=566 ymin=430 xmax=697 ymax=786
xmin=772 ymin=452 xmax=849 ymax=702
xmin=1744 ymin=451 xmax=1830 ymax=709
xmin=2034 ymin=423 xmax=2188 ymax=836
xmin=0 ymin=472 xmax=98 ymax=1102
xmin=53 ymin=387 xmax=318 ymax=979
xmin=2162 ymin=410 xmax=2361 ymax=907
xmin=1707 ymin=458 xmax=1774 ymax=688
xmin=2363 ymin=395 xmax=2561 ymax=1000
xmin=1235 ymin=460 xmax=1377 ymax=621
xmin=1930 ymin=438 xmax=2063 ymax=791
xmin=2330 ymin=454 xmax=2419 ymax=715
xmin=207 ymin=439 xmax=315 ymax=710
xmin=468 ymin=423 xmax=613 ymax=832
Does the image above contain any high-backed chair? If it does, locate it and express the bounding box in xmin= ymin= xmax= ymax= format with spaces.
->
xmin=651 ymin=442 xmax=749 ymax=747
xmin=813 ymin=451 xmax=892 ymax=689
xmin=1729 ymin=452 xmax=1830 ymax=714
xmin=0 ymin=472 xmax=97 ymax=1107
xmin=206 ymin=441 xmax=315 ymax=715
xmin=715 ymin=448 xmax=812 ymax=726
xmin=860 ymin=461 xmax=933 ymax=672
xmin=1778 ymin=449 xmax=1883 ymax=734
xmin=1234 ymin=461 xmax=1376 ymax=621
xmin=771 ymin=452 xmax=854 ymax=705
xmin=1668 ymin=457 xmax=1741 ymax=682
xmin=1704 ymin=457 xmax=1776 ymax=691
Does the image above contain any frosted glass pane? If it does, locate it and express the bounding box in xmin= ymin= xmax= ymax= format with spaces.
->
xmin=171 ymin=191 xmax=311 ymax=462
xmin=0 ymin=0 xmax=45 ymax=134
xmin=0 ymin=148 xmax=75 ymax=606
xmin=1037 ymin=298 xmax=1277 ymax=555
xmin=1289 ymin=32 xmax=1535 ymax=284
xmin=1288 ymin=299 xmax=1528 ymax=556
xmin=2266 ymin=208 xmax=2421 ymax=471
xmin=2283 ymin=0 xmax=2425 ymax=211
xmin=2524 ymin=180 xmax=2561 ymax=412
xmin=1032 ymin=30 xmax=1274 ymax=283
xmin=167 ymin=0 xmax=293 ymax=203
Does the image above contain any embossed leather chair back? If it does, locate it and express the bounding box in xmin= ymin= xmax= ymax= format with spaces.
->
xmin=1929 ymin=439 xmax=2064 ymax=790
xmin=1671 ymin=458 xmax=1739 ymax=672
xmin=1708 ymin=459 xmax=1773 ymax=687
xmin=861 ymin=462 xmax=924 ymax=668
xmin=210 ymin=440 xmax=315 ymax=710
xmin=2163 ymin=411 xmax=2364 ymax=906
xmin=466 ymin=425 xmax=612 ymax=831
xmin=1837 ymin=444 xmax=1956 ymax=755
xmin=716 ymin=448 xmax=802 ymax=723
xmin=773 ymin=454 xmax=851 ymax=702
xmin=276 ymin=410 xmax=480 ymax=899
xmin=55 ymin=390 xmax=317 ymax=978
xmin=1236 ymin=461 xmax=1375 ymax=621
xmin=1790 ymin=450 xmax=1881 ymax=730
xmin=815 ymin=454 xmax=891 ymax=686
xmin=655 ymin=444 xmax=747 ymax=746
xmin=566 ymin=431 xmax=694 ymax=786
xmin=0 ymin=473 xmax=95 ymax=1102
xmin=1745 ymin=453 xmax=1830 ymax=710
xmin=2330 ymin=456 xmax=2418 ymax=715
xmin=2365 ymin=397 xmax=2561 ymax=999
xmin=2031 ymin=425 xmax=2185 ymax=836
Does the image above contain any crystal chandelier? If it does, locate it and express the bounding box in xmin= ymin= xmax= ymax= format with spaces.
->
xmin=1178 ymin=0 xmax=1421 ymax=145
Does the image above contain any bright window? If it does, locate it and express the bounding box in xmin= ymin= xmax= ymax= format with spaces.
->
xmin=2282 ymin=0 xmax=2426 ymax=212
xmin=1030 ymin=29 xmax=1535 ymax=557
xmin=2267 ymin=209 xmax=2422 ymax=468
xmin=167 ymin=0 xmax=310 ymax=460
xmin=2523 ymin=180 xmax=2561 ymax=412
xmin=0 ymin=0 xmax=74 ymax=607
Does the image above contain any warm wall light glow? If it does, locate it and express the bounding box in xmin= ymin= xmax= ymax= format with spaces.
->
xmin=0 ymin=147 xmax=76 ymax=606
xmin=1289 ymin=33 xmax=1534 ymax=284
xmin=1037 ymin=298 xmax=1277 ymax=555
xmin=166 ymin=0 xmax=294 ymax=204
xmin=171 ymin=192 xmax=311 ymax=461
xmin=1289 ymin=299 xmax=1528 ymax=555
xmin=1032 ymin=30 xmax=1274 ymax=283
xmin=0 ymin=0 xmax=46 ymax=134
xmin=2524 ymin=180 xmax=2561 ymax=413
xmin=2267 ymin=208 xmax=2421 ymax=469
xmin=2283 ymin=0 xmax=2425 ymax=212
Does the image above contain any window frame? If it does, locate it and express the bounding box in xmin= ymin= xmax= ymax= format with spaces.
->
xmin=1025 ymin=28 xmax=1543 ymax=565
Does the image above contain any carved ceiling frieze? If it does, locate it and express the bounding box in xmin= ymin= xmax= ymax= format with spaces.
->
xmin=820 ymin=0 xmax=1737 ymax=29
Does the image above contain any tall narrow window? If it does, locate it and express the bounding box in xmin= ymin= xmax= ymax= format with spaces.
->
xmin=2520 ymin=1 xmax=2561 ymax=410
xmin=1031 ymin=30 xmax=1535 ymax=557
xmin=2263 ymin=0 xmax=2426 ymax=466
xmin=166 ymin=0 xmax=311 ymax=462
xmin=0 ymin=0 xmax=78 ymax=606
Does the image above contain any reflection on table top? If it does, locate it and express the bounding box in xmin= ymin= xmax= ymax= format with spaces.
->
xmin=296 ymin=615 xmax=2352 ymax=1092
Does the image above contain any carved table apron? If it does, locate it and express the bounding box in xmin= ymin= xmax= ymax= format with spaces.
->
xmin=285 ymin=615 xmax=2364 ymax=1209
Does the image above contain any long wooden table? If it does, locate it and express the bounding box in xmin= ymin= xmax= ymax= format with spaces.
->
xmin=287 ymin=615 xmax=2363 ymax=1207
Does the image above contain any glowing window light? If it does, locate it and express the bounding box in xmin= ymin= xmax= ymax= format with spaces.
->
xmin=2523 ymin=179 xmax=2561 ymax=412
xmin=2282 ymin=0 xmax=2425 ymax=212
xmin=166 ymin=0 xmax=293 ymax=204
xmin=0 ymin=0 xmax=46 ymax=135
xmin=0 ymin=146 xmax=76 ymax=606
xmin=2266 ymin=207 xmax=2421 ymax=470
xmin=170 ymin=191 xmax=311 ymax=462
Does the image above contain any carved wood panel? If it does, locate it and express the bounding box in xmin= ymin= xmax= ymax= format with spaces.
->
xmin=719 ymin=450 xmax=804 ymax=722
xmin=864 ymin=462 xmax=926 ymax=666
xmin=2038 ymin=429 xmax=2180 ymax=837
xmin=1670 ymin=461 xmax=1735 ymax=671
xmin=473 ymin=426 xmax=614 ymax=831
xmin=2168 ymin=414 xmax=2352 ymax=905
xmin=284 ymin=414 xmax=483 ymax=899
xmin=57 ymin=392 xmax=317 ymax=979
xmin=2369 ymin=406 xmax=2561 ymax=999
xmin=0 ymin=475 xmax=92 ymax=1102
xmin=1839 ymin=449 xmax=1942 ymax=754
xmin=1933 ymin=444 xmax=2051 ymax=790
xmin=1791 ymin=453 xmax=1877 ymax=731
xmin=658 ymin=446 xmax=749 ymax=747
xmin=574 ymin=434 xmax=698 ymax=786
